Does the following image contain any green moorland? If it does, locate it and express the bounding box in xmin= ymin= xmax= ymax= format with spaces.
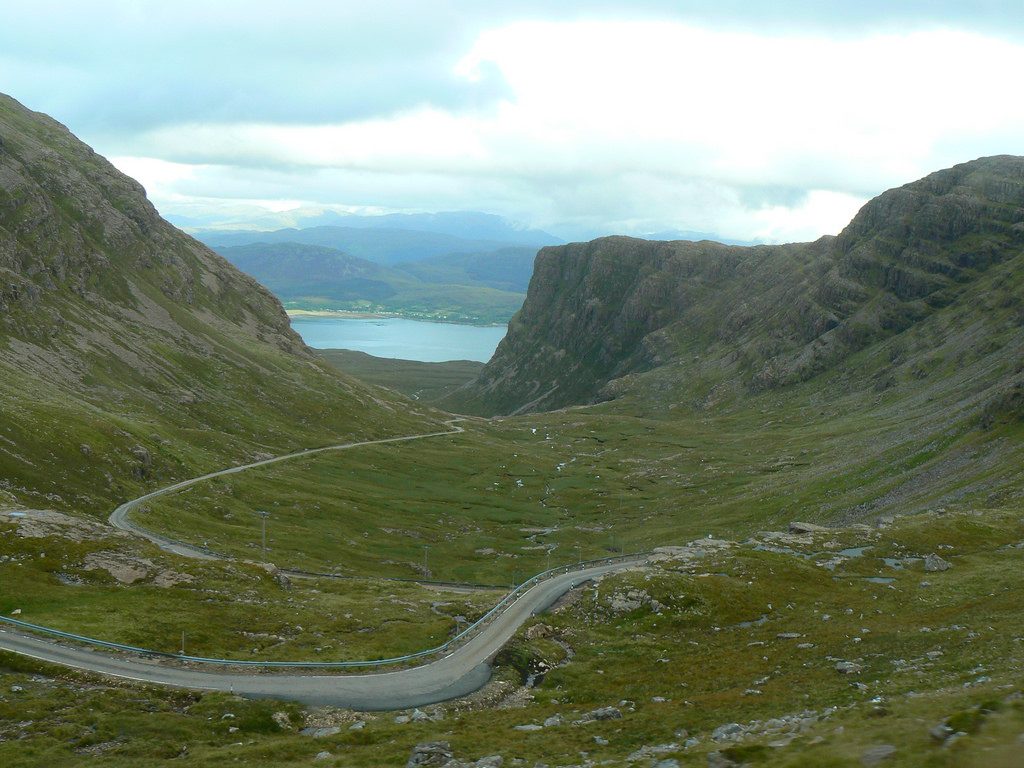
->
xmin=0 ymin=91 xmax=441 ymax=520
xmin=2 ymin=92 xmax=1023 ymax=766
xmin=0 ymin=510 xmax=499 ymax=663
xmin=135 ymin=318 xmax=1024 ymax=587
xmin=2 ymin=507 xmax=1022 ymax=767
xmin=318 ymin=349 xmax=483 ymax=403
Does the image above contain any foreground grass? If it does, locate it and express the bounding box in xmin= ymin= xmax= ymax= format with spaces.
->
xmin=2 ymin=508 xmax=1022 ymax=766
xmin=0 ymin=517 xmax=498 ymax=663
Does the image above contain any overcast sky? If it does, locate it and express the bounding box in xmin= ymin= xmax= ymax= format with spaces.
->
xmin=4 ymin=1 xmax=1024 ymax=242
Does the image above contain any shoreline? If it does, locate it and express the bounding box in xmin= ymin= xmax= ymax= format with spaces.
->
xmin=285 ymin=309 xmax=507 ymax=328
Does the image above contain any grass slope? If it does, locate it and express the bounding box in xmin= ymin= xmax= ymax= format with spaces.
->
xmin=0 ymin=92 xmax=439 ymax=518
xmin=318 ymin=349 xmax=483 ymax=403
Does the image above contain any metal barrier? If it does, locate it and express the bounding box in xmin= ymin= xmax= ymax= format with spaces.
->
xmin=0 ymin=552 xmax=648 ymax=669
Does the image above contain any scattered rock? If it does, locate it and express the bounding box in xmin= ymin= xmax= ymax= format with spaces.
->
xmin=711 ymin=722 xmax=744 ymax=742
xmin=410 ymin=708 xmax=430 ymax=722
xmin=543 ymin=714 xmax=562 ymax=727
xmin=607 ymin=588 xmax=665 ymax=614
xmin=313 ymin=751 xmax=331 ymax=762
xmin=131 ymin=445 xmax=153 ymax=479
xmin=835 ymin=661 xmax=863 ymax=675
xmin=349 ymin=720 xmax=365 ymax=731
xmin=924 ymin=554 xmax=951 ymax=572
xmin=406 ymin=742 xmax=453 ymax=768
xmin=512 ymin=724 xmax=543 ymax=732
xmin=777 ymin=632 xmax=802 ymax=639
xmin=929 ymin=723 xmax=954 ymax=743
xmin=861 ymin=744 xmax=896 ymax=766
xmin=576 ymin=706 xmax=622 ymax=723
xmin=82 ymin=551 xmax=151 ymax=584
xmin=525 ymin=623 xmax=552 ymax=640
xmin=626 ymin=743 xmax=679 ymax=762
xmin=272 ymin=711 xmax=292 ymax=730
xmin=593 ymin=736 xmax=608 ymax=746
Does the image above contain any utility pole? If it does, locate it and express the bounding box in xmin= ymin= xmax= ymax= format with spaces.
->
xmin=256 ymin=510 xmax=269 ymax=556
xmin=423 ymin=545 xmax=429 ymax=576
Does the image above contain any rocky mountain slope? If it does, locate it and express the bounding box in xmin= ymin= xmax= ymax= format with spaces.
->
xmin=0 ymin=93 xmax=435 ymax=516
xmin=450 ymin=156 xmax=1024 ymax=417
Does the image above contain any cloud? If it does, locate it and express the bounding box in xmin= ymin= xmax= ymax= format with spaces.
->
xmin=7 ymin=4 xmax=1023 ymax=242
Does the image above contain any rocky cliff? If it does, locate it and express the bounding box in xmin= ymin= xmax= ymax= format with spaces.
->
xmin=449 ymin=156 xmax=1024 ymax=415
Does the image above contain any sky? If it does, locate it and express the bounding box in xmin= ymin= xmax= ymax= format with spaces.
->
xmin=3 ymin=1 xmax=1024 ymax=242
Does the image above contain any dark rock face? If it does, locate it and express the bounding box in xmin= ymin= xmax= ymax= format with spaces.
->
xmin=0 ymin=92 xmax=303 ymax=353
xmin=451 ymin=156 xmax=1024 ymax=416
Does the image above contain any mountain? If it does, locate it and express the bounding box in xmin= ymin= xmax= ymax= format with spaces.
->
xmin=394 ymin=246 xmax=538 ymax=293
xmin=0 ymin=93 xmax=436 ymax=515
xmin=197 ymin=224 xmax=553 ymax=267
xmin=293 ymin=210 xmax=561 ymax=247
xmin=214 ymin=242 xmax=403 ymax=303
xmin=173 ymin=209 xmax=562 ymax=247
xmin=448 ymin=156 xmax=1024 ymax=417
xmin=214 ymin=241 xmax=526 ymax=323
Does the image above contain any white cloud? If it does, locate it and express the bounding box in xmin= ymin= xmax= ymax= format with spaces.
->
xmin=106 ymin=20 xmax=1024 ymax=241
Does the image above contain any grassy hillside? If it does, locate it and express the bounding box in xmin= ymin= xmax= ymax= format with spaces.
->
xmin=396 ymin=246 xmax=538 ymax=293
xmin=318 ymin=349 xmax=482 ymax=402
xmin=2 ymin=95 xmax=1022 ymax=767
xmin=0 ymin=93 xmax=438 ymax=518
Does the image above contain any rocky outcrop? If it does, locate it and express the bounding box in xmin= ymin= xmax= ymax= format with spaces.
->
xmin=449 ymin=156 xmax=1024 ymax=416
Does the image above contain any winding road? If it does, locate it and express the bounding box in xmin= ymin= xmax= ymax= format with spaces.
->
xmin=0 ymin=422 xmax=647 ymax=709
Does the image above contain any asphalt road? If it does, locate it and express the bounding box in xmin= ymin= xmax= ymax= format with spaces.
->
xmin=4 ymin=420 xmax=649 ymax=708
xmin=0 ymin=558 xmax=641 ymax=709
xmin=108 ymin=421 xmax=467 ymax=559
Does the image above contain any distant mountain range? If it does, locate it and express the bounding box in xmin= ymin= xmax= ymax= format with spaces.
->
xmin=190 ymin=216 xmax=755 ymax=324
xmin=212 ymin=241 xmax=531 ymax=324
xmin=181 ymin=210 xmax=562 ymax=248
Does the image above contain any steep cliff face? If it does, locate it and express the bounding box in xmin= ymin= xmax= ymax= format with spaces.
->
xmin=0 ymin=93 xmax=301 ymax=352
xmin=450 ymin=156 xmax=1024 ymax=416
xmin=0 ymin=93 xmax=433 ymax=514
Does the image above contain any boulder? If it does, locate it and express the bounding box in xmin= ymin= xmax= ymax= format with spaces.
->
xmin=580 ymin=706 xmax=622 ymax=722
xmin=406 ymin=742 xmax=453 ymax=768
xmin=711 ymin=722 xmax=744 ymax=742
xmin=924 ymin=554 xmax=951 ymax=572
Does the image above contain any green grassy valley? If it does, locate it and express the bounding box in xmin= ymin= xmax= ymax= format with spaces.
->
xmin=1 ymin=88 xmax=1023 ymax=768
